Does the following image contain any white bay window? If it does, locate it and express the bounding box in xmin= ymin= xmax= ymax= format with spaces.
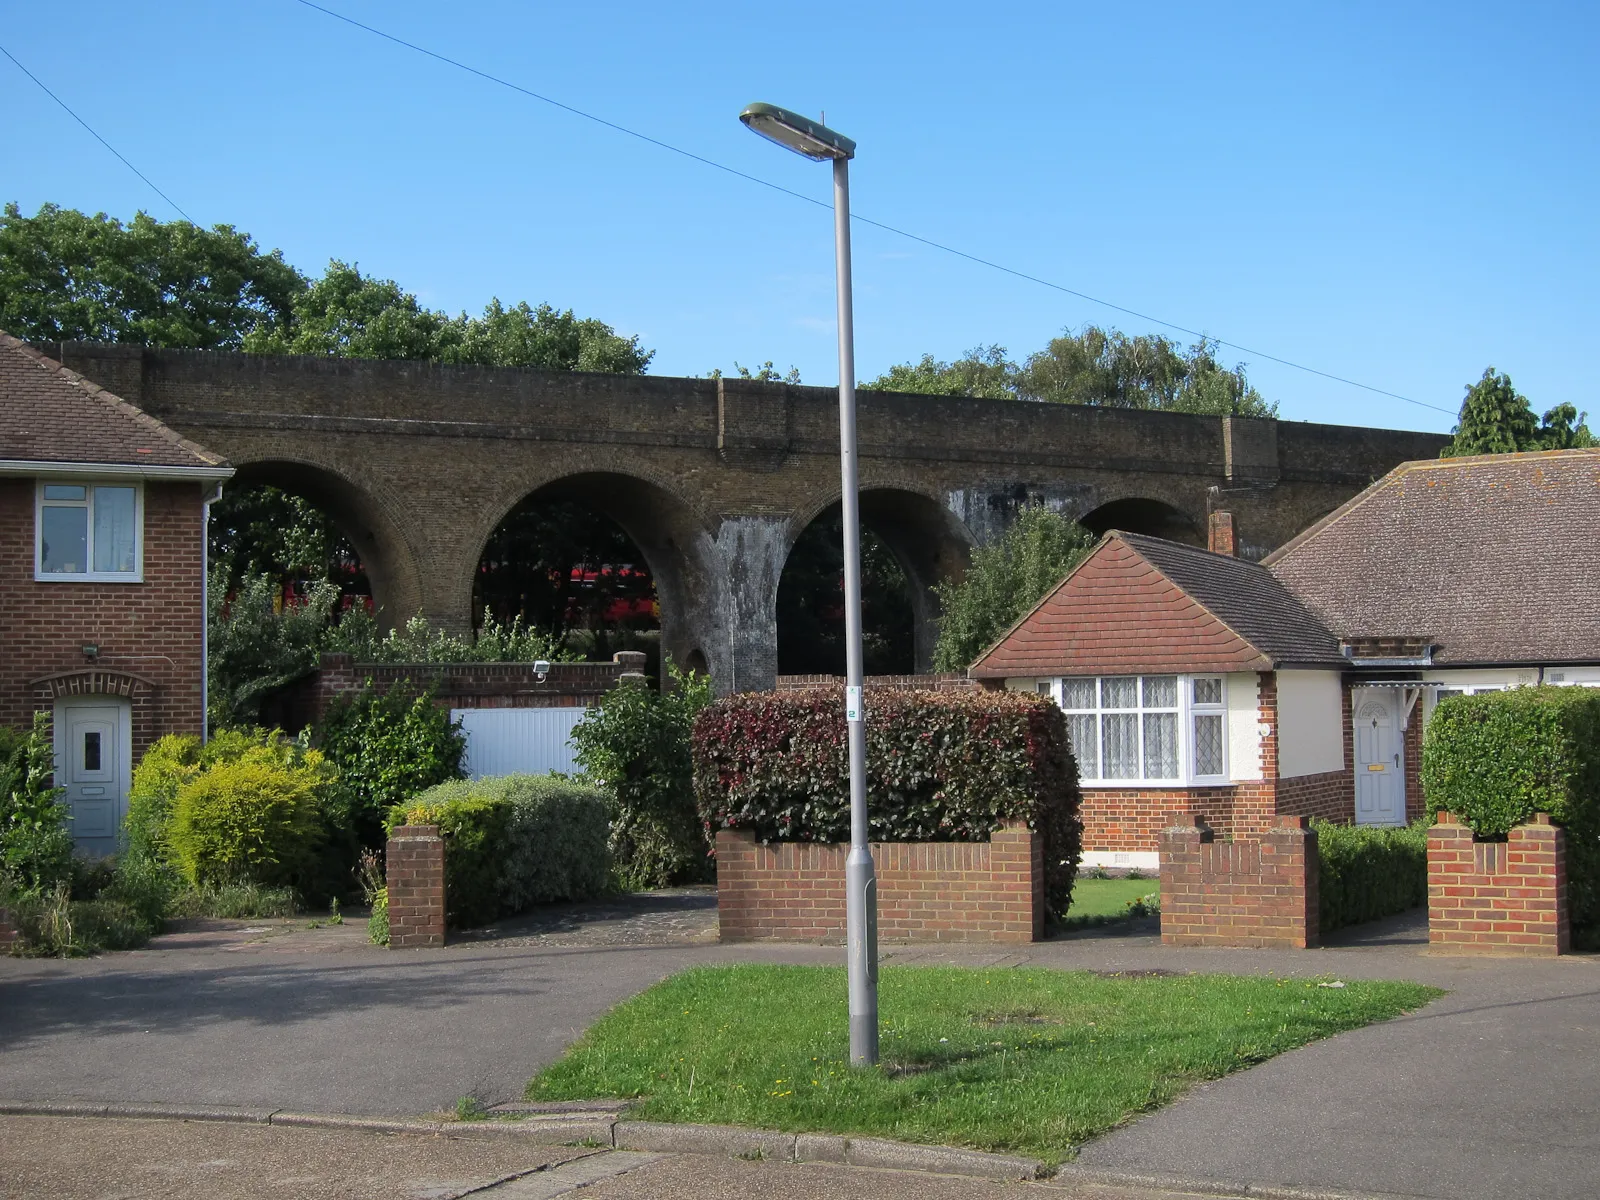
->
xmin=1051 ymin=675 xmax=1227 ymax=785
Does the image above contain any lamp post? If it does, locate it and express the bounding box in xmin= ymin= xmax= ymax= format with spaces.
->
xmin=739 ymin=102 xmax=878 ymax=1066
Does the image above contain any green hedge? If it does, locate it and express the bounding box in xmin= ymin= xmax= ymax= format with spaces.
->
xmin=389 ymin=774 xmax=612 ymax=928
xmin=1312 ymin=821 xmax=1428 ymax=932
xmin=691 ymin=688 xmax=1082 ymax=918
xmin=1422 ymin=686 xmax=1600 ymax=929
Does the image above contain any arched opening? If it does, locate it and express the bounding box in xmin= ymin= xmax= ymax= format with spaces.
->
xmin=212 ymin=462 xmax=420 ymax=623
xmin=473 ymin=472 xmax=712 ymax=680
xmin=777 ymin=489 xmax=974 ymax=676
xmin=1079 ymin=497 xmax=1203 ymax=545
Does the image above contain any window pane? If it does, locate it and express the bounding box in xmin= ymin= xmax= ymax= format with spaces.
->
xmin=1194 ymin=713 xmax=1224 ymax=776
xmin=1192 ymin=676 xmax=1222 ymax=706
xmin=84 ymin=730 xmax=102 ymax=773
xmin=1036 ymin=680 xmax=1053 ymax=696
xmin=1061 ymin=678 xmax=1096 ymax=709
xmin=92 ymin=486 xmax=137 ymax=573
xmin=1068 ymin=714 xmax=1099 ymax=779
xmin=44 ymin=484 xmax=86 ymax=501
xmin=1142 ymin=675 xmax=1178 ymax=708
xmin=1103 ymin=713 xmax=1140 ymax=778
xmin=1143 ymin=712 xmax=1179 ymax=778
xmin=1102 ymin=677 xmax=1138 ymax=709
xmin=41 ymin=506 xmax=88 ymax=573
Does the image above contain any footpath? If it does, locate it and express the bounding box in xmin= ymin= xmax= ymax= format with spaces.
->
xmin=2 ymin=897 xmax=1596 ymax=1199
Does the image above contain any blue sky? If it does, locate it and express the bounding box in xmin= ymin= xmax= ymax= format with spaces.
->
xmin=2 ymin=1 xmax=1594 ymax=433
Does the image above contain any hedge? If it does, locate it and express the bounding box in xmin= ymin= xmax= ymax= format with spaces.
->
xmin=1312 ymin=821 xmax=1428 ymax=932
xmin=1421 ymin=685 xmax=1600 ymax=929
xmin=390 ymin=774 xmax=612 ymax=928
xmin=691 ymin=688 xmax=1082 ymax=917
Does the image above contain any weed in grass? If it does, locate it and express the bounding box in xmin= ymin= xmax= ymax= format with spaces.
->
xmin=328 ymin=898 xmax=343 ymax=926
xmin=527 ymin=963 xmax=1441 ymax=1162
xmin=454 ymin=1095 xmax=489 ymax=1122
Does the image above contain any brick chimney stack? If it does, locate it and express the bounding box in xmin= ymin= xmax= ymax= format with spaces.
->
xmin=1208 ymin=511 xmax=1236 ymax=557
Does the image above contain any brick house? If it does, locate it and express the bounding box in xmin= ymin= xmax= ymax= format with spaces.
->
xmin=972 ymin=449 xmax=1600 ymax=869
xmin=0 ymin=332 xmax=232 ymax=855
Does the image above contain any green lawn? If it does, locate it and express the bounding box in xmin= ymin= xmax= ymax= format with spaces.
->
xmin=528 ymin=964 xmax=1439 ymax=1162
xmin=1063 ymin=876 xmax=1159 ymax=924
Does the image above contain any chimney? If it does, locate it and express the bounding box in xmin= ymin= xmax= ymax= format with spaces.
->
xmin=1208 ymin=511 xmax=1236 ymax=557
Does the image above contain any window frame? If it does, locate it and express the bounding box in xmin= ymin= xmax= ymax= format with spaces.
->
xmin=34 ymin=479 xmax=145 ymax=583
xmin=1049 ymin=673 xmax=1229 ymax=787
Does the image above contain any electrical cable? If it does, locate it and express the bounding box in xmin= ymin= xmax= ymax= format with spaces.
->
xmin=299 ymin=1 xmax=1454 ymax=417
xmin=0 ymin=41 xmax=193 ymax=223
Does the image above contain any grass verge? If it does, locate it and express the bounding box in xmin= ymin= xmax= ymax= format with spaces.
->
xmin=527 ymin=964 xmax=1439 ymax=1163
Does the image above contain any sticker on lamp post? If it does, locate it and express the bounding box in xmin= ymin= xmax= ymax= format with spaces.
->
xmin=846 ymin=685 xmax=863 ymax=723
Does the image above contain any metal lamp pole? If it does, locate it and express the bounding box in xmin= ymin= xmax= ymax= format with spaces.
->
xmin=740 ymin=102 xmax=878 ymax=1066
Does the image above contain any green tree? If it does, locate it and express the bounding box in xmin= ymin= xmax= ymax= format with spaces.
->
xmin=452 ymin=299 xmax=652 ymax=373
xmin=1442 ymin=367 xmax=1594 ymax=457
xmin=572 ymin=666 xmax=713 ymax=889
xmin=706 ymin=360 xmax=802 ymax=383
xmin=932 ymin=505 xmax=1096 ymax=671
xmin=207 ymin=572 xmax=340 ymax=728
xmin=0 ymin=202 xmax=304 ymax=348
xmin=867 ymin=326 xmax=1276 ymax=416
xmin=866 ymin=345 xmax=1016 ymax=399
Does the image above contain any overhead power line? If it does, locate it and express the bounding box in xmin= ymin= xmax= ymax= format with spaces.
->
xmin=293 ymin=0 xmax=1456 ymax=419
xmin=0 ymin=42 xmax=192 ymax=222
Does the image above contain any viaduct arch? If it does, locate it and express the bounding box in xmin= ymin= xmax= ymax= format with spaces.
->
xmin=47 ymin=343 xmax=1448 ymax=693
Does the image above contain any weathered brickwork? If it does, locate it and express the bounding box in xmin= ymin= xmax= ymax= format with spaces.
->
xmin=0 ymin=478 xmax=206 ymax=760
xmin=386 ymin=824 xmax=446 ymax=949
xmin=1160 ymin=813 xmax=1320 ymax=948
xmin=715 ymin=823 xmax=1043 ymax=944
xmin=266 ymin=650 xmax=642 ymax=730
xmin=46 ymin=342 xmax=1448 ymax=693
xmin=1428 ymin=812 xmax=1569 ymax=956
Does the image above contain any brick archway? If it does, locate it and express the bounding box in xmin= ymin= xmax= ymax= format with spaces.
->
xmin=30 ymin=669 xmax=159 ymax=762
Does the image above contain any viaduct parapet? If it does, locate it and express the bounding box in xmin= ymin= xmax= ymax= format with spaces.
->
xmin=46 ymin=342 xmax=1447 ymax=693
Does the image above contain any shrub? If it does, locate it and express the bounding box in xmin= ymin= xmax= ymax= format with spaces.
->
xmin=692 ymin=688 xmax=1082 ymax=918
xmin=1312 ymin=821 xmax=1428 ymax=932
xmin=127 ymin=734 xmax=205 ymax=865
xmin=312 ymin=681 xmax=465 ymax=845
xmin=572 ymin=667 xmax=712 ymax=890
xmin=168 ymin=749 xmax=330 ymax=889
xmin=367 ymin=887 xmax=389 ymax=945
xmin=3 ymin=883 xmax=155 ymax=956
xmin=1422 ymin=686 xmax=1600 ymax=929
xmin=166 ymin=881 xmax=298 ymax=920
xmin=0 ymin=713 xmax=74 ymax=891
xmin=389 ymin=774 xmax=612 ymax=928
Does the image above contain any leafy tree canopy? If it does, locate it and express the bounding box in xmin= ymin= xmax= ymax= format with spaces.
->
xmin=867 ymin=325 xmax=1276 ymax=417
xmin=1441 ymin=367 xmax=1594 ymax=457
xmin=932 ymin=505 xmax=1096 ymax=671
xmin=0 ymin=202 xmax=303 ymax=348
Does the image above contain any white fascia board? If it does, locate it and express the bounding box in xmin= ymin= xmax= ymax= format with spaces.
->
xmin=0 ymin=459 xmax=234 ymax=481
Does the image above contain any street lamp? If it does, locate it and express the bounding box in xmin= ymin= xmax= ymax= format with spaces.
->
xmin=740 ymin=101 xmax=878 ymax=1067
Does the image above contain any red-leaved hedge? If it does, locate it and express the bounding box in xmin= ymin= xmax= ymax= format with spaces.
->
xmin=691 ymin=688 xmax=1082 ymax=917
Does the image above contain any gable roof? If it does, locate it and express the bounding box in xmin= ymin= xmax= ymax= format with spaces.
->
xmin=1263 ymin=449 xmax=1600 ymax=666
xmin=0 ymin=331 xmax=229 ymax=476
xmin=970 ymin=531 xmax=1345 ymax=679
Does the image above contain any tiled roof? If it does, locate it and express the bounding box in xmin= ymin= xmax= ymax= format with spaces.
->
xmin=1263 ymin=449 xmax=1600 ymax=666
xmin=0 ymin=331 xmax=226 ymax=471
xmin=970 ymin=532 xmax=1344 ymax=679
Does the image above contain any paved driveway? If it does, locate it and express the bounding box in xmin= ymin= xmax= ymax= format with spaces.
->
xmin=3 ymin=901 xmax=1598 ymax=1199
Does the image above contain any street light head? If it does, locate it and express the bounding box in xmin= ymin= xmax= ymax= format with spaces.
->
xmin=739 ymin=102 xmax=855 ymax=161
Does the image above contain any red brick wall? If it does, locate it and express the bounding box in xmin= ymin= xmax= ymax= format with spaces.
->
xmin=386 ymin=824 xmax=446 ymax=949
xmin=1159 ymin=813 xmax=1320 ymax=948
xmin=715 ymin=823 xmax=1043 ymax=944
xmin=0 ymin=478 xmax=206 ymax=760
xmin=1428 ymin=812 xmax=1569 ymax=956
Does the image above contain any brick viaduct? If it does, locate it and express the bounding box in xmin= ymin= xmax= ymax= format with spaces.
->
xmin=47 ymin=342 xmax=1447 ymax=693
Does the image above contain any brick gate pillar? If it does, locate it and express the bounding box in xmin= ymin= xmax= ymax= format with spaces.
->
xmin=386 ymin=824 xmax=446 ymax=948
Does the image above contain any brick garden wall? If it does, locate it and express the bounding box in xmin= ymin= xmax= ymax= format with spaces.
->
xmin=0 ymin=478 xmax=207 ymax=759
xmin=1428 ymin=811 xmax=1569 ymax=956
xmin=385 ymin=824 xmax=446 ymax=949
xmin=715 ymin=823 xmax=1044 ymax=944
xmin=1159 ymin=813 xmax=1320 ymax=948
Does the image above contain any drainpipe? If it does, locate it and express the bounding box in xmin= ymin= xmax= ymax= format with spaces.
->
xmin=200 ymin=481 xmax=225 ymax=744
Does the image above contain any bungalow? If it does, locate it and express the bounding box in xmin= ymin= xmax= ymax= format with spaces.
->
xmin=971 ymin=449 xmax=1600 ymax=869
xmin=0 ymin=332 xmax=233 ymax=855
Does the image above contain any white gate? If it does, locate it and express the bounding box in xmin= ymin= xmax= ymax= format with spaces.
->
xmin=452 ymin=707 xmax=588 ymax=779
